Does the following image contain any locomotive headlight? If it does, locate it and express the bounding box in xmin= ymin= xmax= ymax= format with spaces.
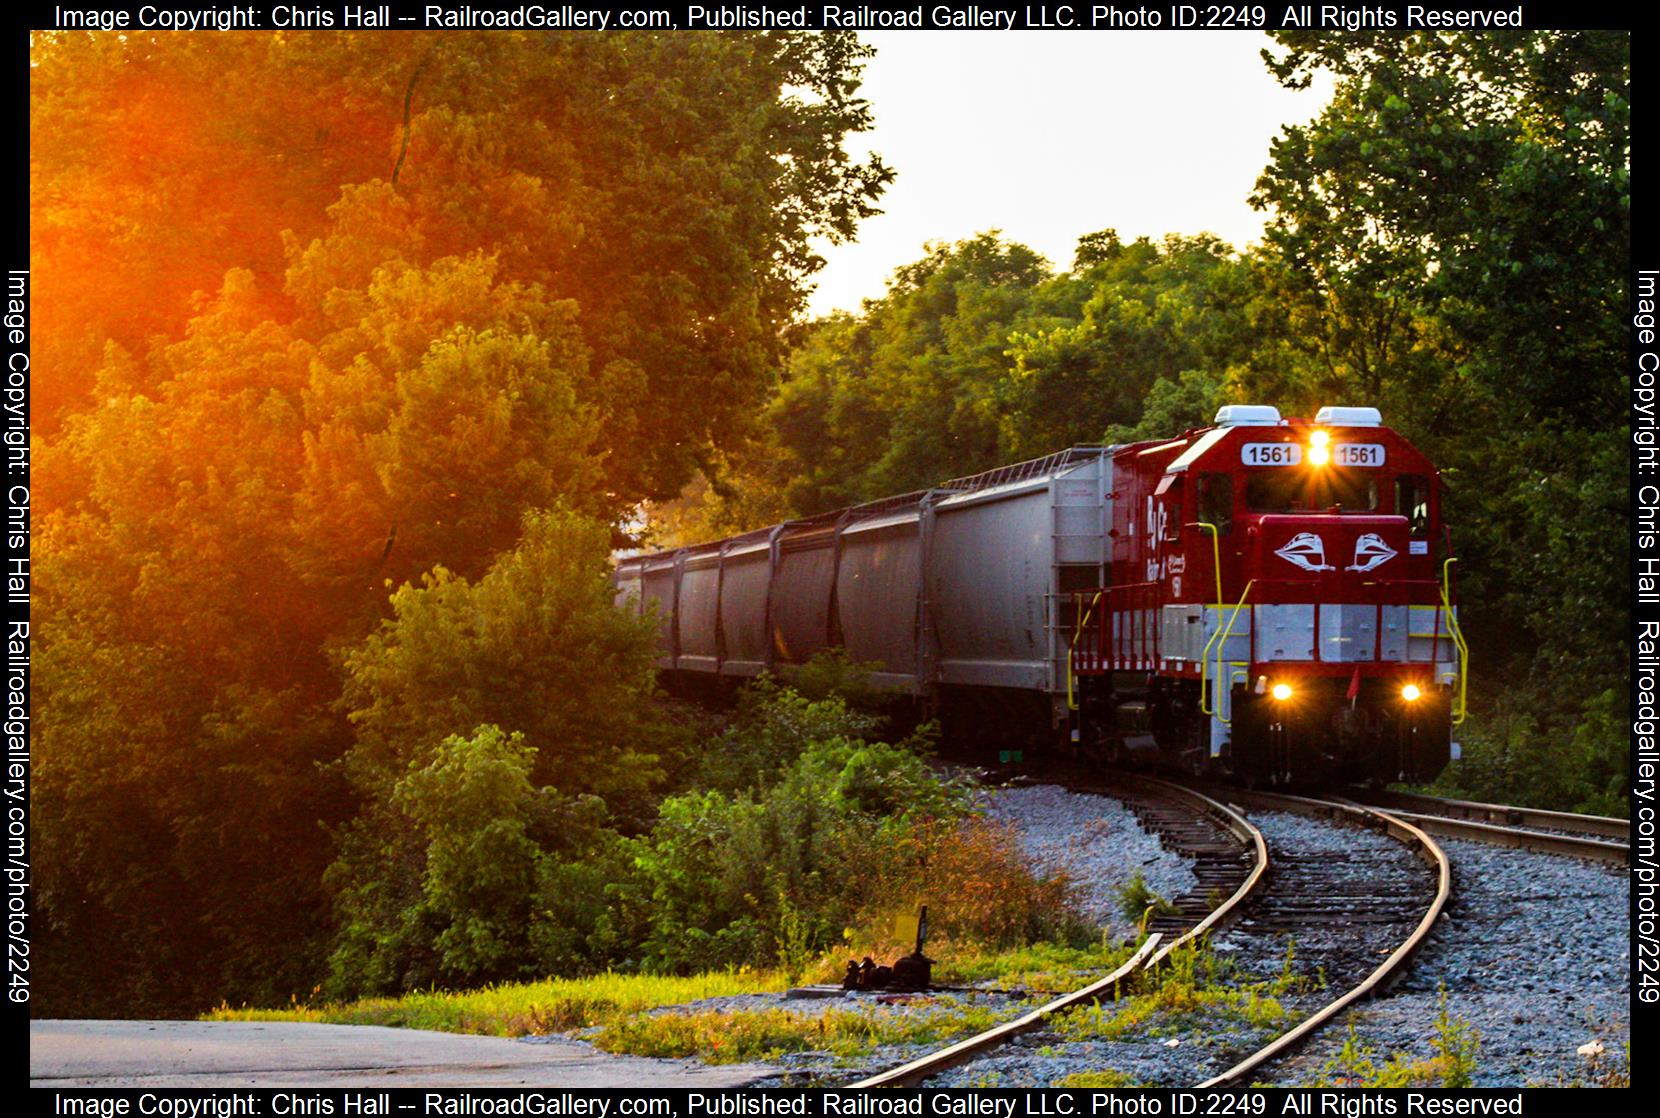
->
xmin=1271 ymin=683 xmax=1294 ymax=702
xmin=1401 ymin=683 xmax=1422 ymax=702
xmin=1310 ymin=430 xmax=1330 ymax=447
xmin=1308 ymin=430 xmax=1330 ymax=466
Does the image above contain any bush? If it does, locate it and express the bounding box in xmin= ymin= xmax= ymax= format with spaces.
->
xmin=696 ymin=679 xmax=885 ymax=793
xmin=778 ymin=648 xmax=892 ymax=712
xmin=325 ymin=507 xmax=669 ymax=996
xmin=327 ymin=725 xmax=633 ymax=995
xmin=628 ymin=688 xmax=1082 ymax=975
xmin=1429 ymin=688 xmax=1629 ymax=818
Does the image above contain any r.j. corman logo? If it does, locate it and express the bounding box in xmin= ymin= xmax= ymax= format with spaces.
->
xmin=1275 ymin=533 xmax=1397 ymax=573
xmin=1346 ymin=533 xmax=1397 ymax=573
xmin=1275 ymin=533 xmax=1333 ymax=572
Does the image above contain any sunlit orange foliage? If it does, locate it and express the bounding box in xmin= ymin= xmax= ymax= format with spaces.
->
xmin=851 ymin=816 xmax=1084 ymax=951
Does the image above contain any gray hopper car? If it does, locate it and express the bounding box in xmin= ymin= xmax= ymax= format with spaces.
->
xmin=612 ymin=447 xmax=1119 ymax=737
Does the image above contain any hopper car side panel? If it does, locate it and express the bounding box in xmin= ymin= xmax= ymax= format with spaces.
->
xmin=718 ymin=541 xmax=774 ymax=677
xmin=836 ymin=513 xmax=926 ymax=693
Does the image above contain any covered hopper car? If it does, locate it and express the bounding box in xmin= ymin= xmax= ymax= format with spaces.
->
xmin=613 ymin=405 xmax=1465 ymax=786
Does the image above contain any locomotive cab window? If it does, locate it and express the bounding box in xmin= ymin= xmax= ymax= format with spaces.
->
xmin=1245 ymin=470 xmax=1379 ymax=513
xmin=1395 ymin=475 xmax=1430 ymax=536
xmin=1197 ymin=473 xmax=1233 ymax=534
xmin=1154 ymin=474 xmax=1183 ymax=541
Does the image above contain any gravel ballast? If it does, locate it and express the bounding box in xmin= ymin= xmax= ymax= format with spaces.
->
xmin=980 ymin=782 xmax=1199 ymax=945
xmin=1261 ymin=837 xmax=1630 ymax=1087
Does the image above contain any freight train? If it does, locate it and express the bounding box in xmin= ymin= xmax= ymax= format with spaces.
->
xmin=613 ymin=405 xmax=1465 ymax=786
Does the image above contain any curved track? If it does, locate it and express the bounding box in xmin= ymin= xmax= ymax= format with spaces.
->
xmin=849 ymin=777 xmax=1268 ymax=1088
xmin=1190 ymin=789 xmax=1451 ymax=1087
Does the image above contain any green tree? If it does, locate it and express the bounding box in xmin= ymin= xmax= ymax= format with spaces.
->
xmin=330 ymin=724 xmax=632 ymax=993
xmin=1006 ymin=232 xmax=1256 ymax=455
xmin=339 ymin=507 xmax=666 ymax=805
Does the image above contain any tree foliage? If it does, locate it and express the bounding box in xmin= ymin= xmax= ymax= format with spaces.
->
xmin=33 ymin=30 xmax=889 ymax=1015
xmin=723 ymin=230 xmax=1262 ymax=521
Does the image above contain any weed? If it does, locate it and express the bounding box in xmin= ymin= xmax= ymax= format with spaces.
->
xmin=1054 ymin=940 xmax=1297 ymax=1042
xmin=930 ymin=940 xmax=1140 ymax=991
xmin=1115 ymin=870 xmax=1178 ymax=928
xmin=772 ymin=888 xmax=818 ymax=985
xmin=1269 ymin=938 xmax=1319 ymax=997
xmin=1312 ymin=988 xmax=1481 ymax=1087
xmin=1053 ymin=1069 xmax=1142 ymax=1088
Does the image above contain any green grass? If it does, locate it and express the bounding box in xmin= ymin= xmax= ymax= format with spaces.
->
xmin=930 ymin=939 xmax=1142 ymax=991
xmin=202 ymin=934 xmax=1132 ymax=1044
xmin=1052 ymin=1069 xmax=1144 ymax=1088
xmin=1054 ymin=939 xmax=1313 ymax=1042
xmin=205 ymin=969 xmax=790 ymax=1036
xmin=592 ymin=1000 xmax=1008 ymax=1065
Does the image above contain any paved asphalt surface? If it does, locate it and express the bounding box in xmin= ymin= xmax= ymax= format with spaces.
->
xmin=31 ymin=1020 xmax=774 ymax=1088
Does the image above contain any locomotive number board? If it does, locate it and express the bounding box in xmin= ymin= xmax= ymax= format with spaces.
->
xmin=1241 ymin=442 xmax=1388 ymax=466
xmin=1335 ymin=443 xmax=1386 ymax=466
xmin=1241 ymin=442 xmax=1301 ymax=466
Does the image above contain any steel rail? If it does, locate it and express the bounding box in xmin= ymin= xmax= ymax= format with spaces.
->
xmin=1193 ymin=790 xmax=1452 ymax=1088
xmin=849 ymin=778 xmax=1268 ymax=1088
xmin=1346 ymin=803 xmax=1628 ymax=866
xmin=1348 ymin=789 xmax=1630 ymax=843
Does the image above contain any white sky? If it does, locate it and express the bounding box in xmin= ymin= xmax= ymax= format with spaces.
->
xmin=806 ymin=31 xmax=1336 ymax=316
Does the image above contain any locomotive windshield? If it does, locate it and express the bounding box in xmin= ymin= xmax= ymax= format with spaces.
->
xmin=1244 ymin=469 xmax=1380 ymax=513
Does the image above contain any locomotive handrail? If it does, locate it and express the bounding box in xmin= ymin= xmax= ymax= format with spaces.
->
xmin=1440 ymin=557 xmax=1468 ymax=725
xmin=1066 ymin=589 xmax=1106 ymax=712
xmin=1188 ymin=521 xmax=1224 ymax=604
xmin=1199 ymin=579 xmax=1254 ymax=717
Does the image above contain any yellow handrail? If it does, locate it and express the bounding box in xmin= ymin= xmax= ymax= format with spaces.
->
xmin=1199 ymin=580 xmax=1253 ymax=717
xmin=1189 ymin=522 xmax=1224 ymax=606
xmin=1066 ymin=590 xmax=1105 ymax=712
xmin=1440 ymin=558 xmax=1469 ymax=725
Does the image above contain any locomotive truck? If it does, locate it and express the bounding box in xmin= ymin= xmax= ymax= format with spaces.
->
xmin=614 ymin=405 xmax=1465 ymax=786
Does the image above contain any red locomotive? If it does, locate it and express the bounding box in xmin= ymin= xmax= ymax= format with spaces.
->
xmin=1071 ymin=405 xmax=1464 ymax=785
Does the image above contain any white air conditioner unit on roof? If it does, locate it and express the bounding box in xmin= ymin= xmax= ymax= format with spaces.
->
xmin=1313 ymin=406 xmax=1383 ymax=427
xmin=1213 ymin=405 xmax=1283 ymax=427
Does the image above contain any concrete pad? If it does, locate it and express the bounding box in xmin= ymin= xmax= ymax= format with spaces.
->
xmin=30 ymin=1020 xmax=775 ymax=1088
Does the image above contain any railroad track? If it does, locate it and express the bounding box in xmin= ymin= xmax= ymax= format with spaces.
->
xmin=848 ymin=776 xmax=1268 ymax=1087
xmin=1343 ymin=789 xmax=1629 ymax=865
xmin=1189 ymin=788 xmax=1451 ymax=1087
xmin=854 ymin=779 xmax=1451 ymax=1088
